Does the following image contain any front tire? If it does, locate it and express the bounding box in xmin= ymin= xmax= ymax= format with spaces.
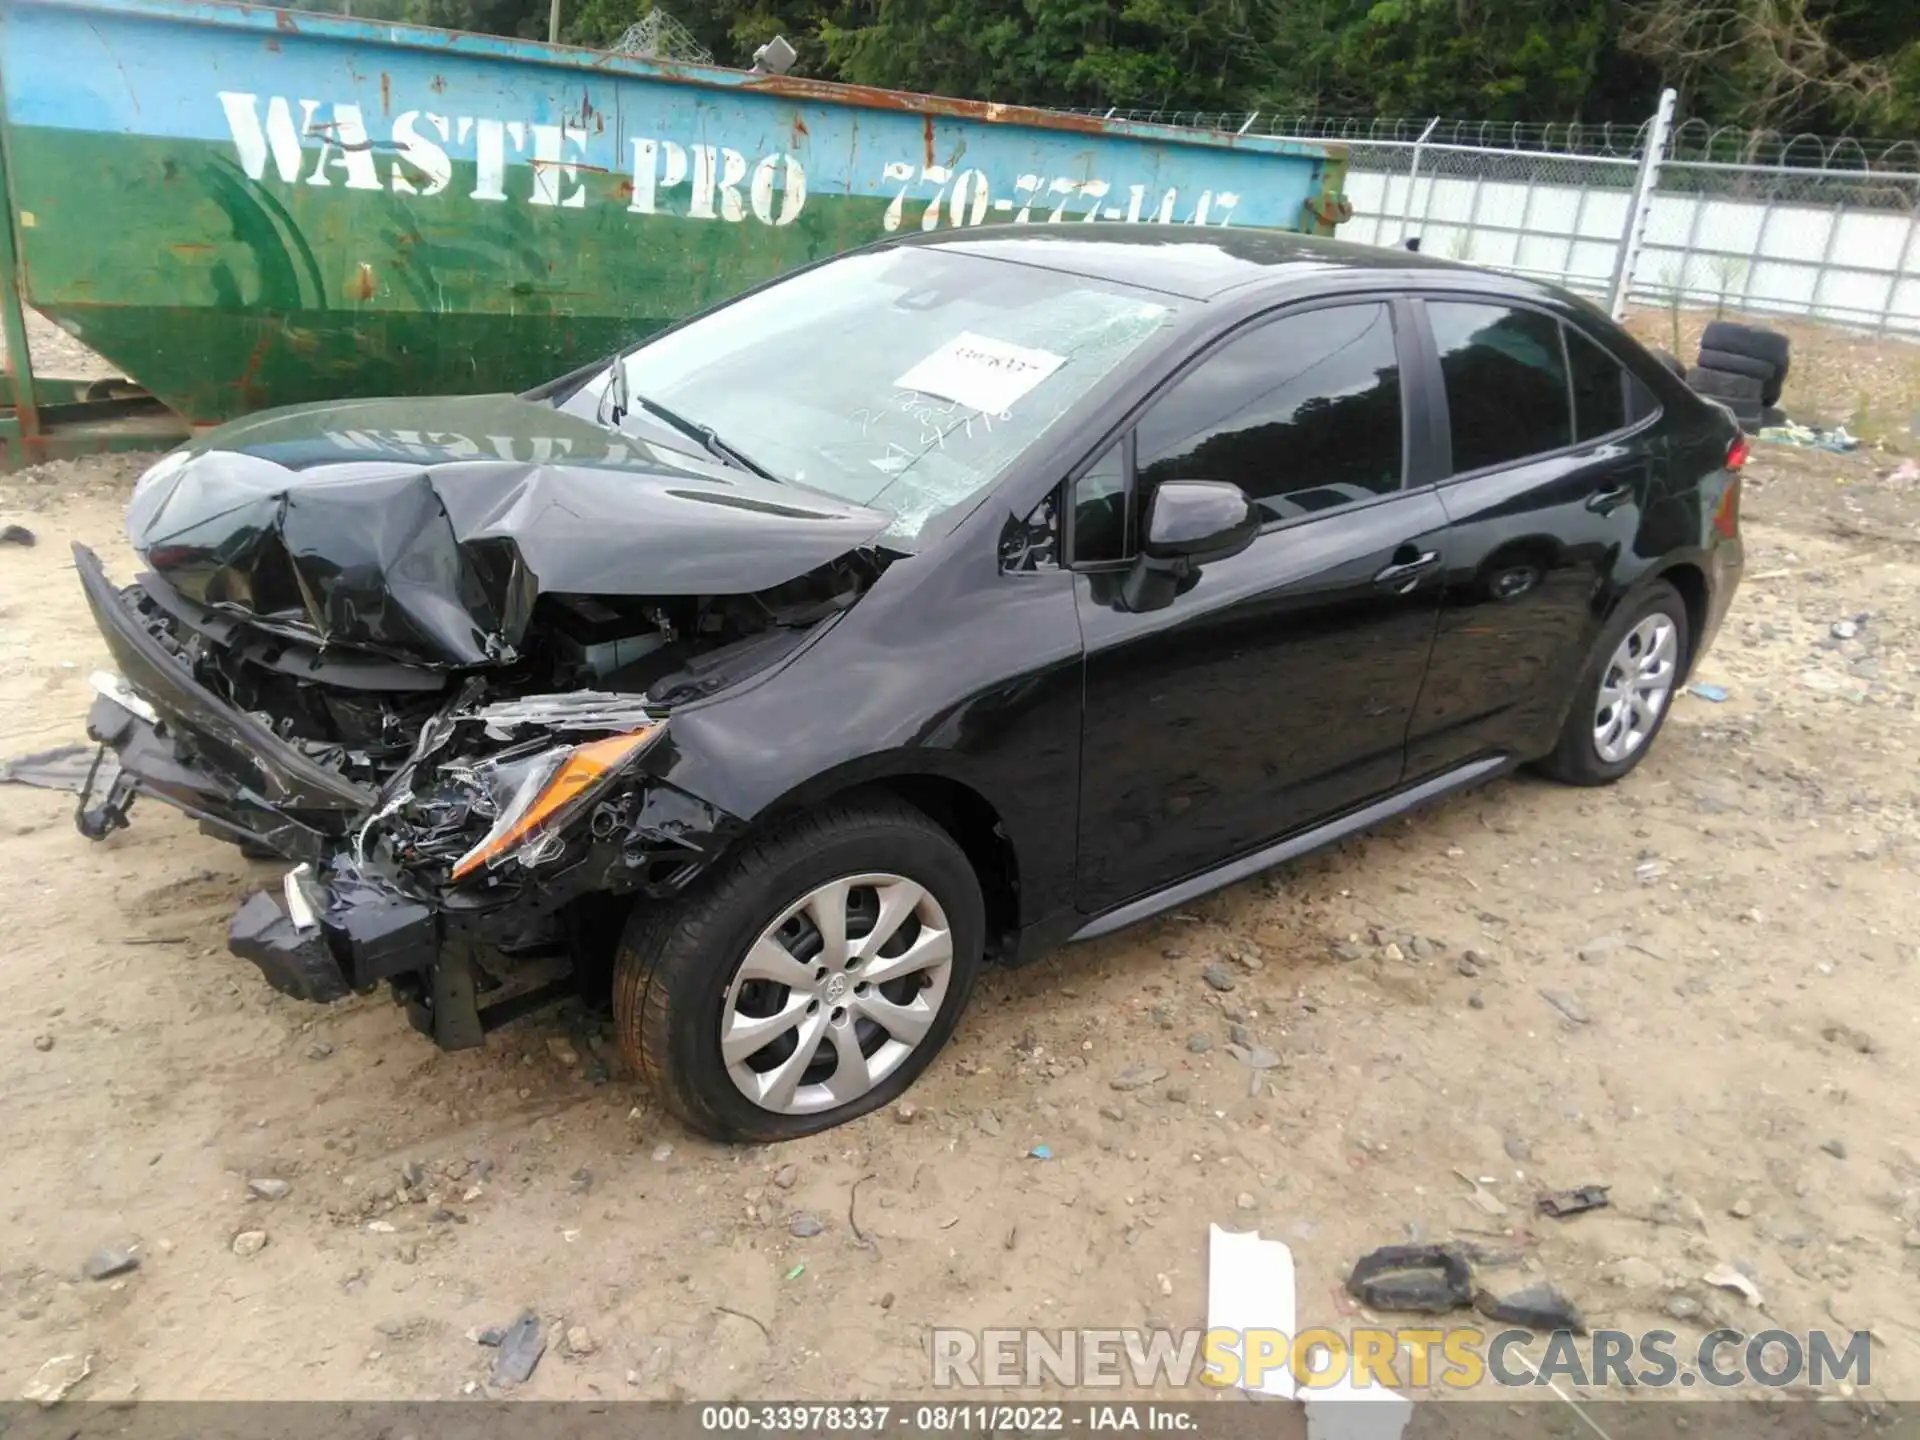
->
xmin=613 ymin=798 xmax=984 ymax=1141
xmin=1535 ymin=582 xmax=1690 ymax=787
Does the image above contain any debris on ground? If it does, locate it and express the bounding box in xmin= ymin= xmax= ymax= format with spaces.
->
xmin=1207 ymin=1225 xmax=1296 ymax=1398
xmin=1345 ymin=1244 xmax=1473 ymax=1314
xmin=1473 ymin=1282 xmax=1586 ymax=1334
xmin=81 ymin=1245 xmax=139 ymax=1281
xmin=1686 ymin=682 xmax=1730 ymax=702
xmin=247 ymin=1178 xmax=290 ymax=1201
xmin=1703 ymin=1264 xmax=1763 ymax=1307
xmin=1452 ymin=1169 xmax=1508 ymax=1217
xmin=1537 ymin=1185 xmax=1610 ymax=1219
xmin=1538 ymin=989 xmax=1590 ymax=1025
xmin=1303 ymin=1371 xmax=1414 ymax=1440
xmin=230 ymin=1230 xmax=268 ymax=1257
xmin=1756 ymin=421 xmax=1858 ymax=451
xmin=0 ymin=523 xmax=34 ymax=546
xmin=0 ymin=743 xmax=113 ymax=793
xmin=488 ymin=1310 xmax=546 ymax=1387
xmin=1109 ymin=1064 xmax=1166 ymax=1091
xmin=21 ymin=1353 xmax=90 ymax=1406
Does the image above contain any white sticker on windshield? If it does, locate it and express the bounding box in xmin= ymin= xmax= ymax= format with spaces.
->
xmin=893 ymin=332 xmax=1066 ymax=416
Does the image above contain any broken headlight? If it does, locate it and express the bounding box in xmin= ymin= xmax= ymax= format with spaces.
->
xmin=451 ymin=724 xmax=664 ymax=882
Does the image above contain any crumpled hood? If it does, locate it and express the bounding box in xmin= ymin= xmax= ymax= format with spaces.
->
xmin=126 ymin=394 xmax=893 ymax=667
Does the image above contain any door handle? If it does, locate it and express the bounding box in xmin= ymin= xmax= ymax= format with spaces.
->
xmin=1373 ymin=549 xmax=1440 ymax=592
xmin=1586 ymin=484 xmax=1635 ymax=515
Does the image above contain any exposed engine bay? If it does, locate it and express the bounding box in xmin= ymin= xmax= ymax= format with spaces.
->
xmin=120 ymin=552 xmax=881 ymax=794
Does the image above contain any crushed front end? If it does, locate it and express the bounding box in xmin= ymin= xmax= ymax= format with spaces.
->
xmin=77 ymin=542 xmax=750 ymax=1044
xmin=72 ymin=400 xmax=896 ymax=1043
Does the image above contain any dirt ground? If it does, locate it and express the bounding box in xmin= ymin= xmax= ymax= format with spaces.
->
xmin=1 ymin=309 xmax=1918 ymax=1409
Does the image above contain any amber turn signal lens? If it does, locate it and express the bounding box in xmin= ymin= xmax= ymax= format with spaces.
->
xmin=450 ymin=727 xmax=658 ymax=881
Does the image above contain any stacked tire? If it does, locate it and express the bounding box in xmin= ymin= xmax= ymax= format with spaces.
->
xmin=1684 ymin=321 xmax=1790 ymax=429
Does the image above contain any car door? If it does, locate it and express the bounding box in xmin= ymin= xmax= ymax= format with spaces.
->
xmin=1403 ymin=298 xmax=1663 ymax=779
xmin=1071 ymin=298 xmax=1451 ymax=915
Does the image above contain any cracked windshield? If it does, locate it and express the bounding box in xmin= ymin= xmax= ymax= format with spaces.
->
xmin=606 ymin=247 xmax=1179 ymax=542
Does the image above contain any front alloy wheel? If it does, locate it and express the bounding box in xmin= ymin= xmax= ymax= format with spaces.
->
xmin=722 ymin=874 xmax=954 ymax=1114
xmin=613 ymin=800 xmax=984 ymax=1141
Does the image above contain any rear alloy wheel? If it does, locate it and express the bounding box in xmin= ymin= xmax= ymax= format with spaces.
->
xmin=1591 ymin=613 xmax=1680 ymax=764
xmin=613 ymin=800 xmax=984 ymax=1141
xmin=1536 ymin=582 xmax=1690 ymax=786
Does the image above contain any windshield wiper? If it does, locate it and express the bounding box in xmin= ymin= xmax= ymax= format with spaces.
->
xmin=597 ymin=365 xmax=777 ymax=482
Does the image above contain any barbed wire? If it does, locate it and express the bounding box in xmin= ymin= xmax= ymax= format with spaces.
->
xmin=1069 ymin=108 xmax=1920 ymax=175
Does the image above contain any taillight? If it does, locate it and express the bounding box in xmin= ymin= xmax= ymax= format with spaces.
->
xmin=1726 ymin=433 xmax=1751 ymax=471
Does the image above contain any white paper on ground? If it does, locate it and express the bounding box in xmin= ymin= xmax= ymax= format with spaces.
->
xmin=893 ymin=332 xmax=1066 ymax=416
xmin=1204 ymin=1224 xmax=1297 ymax=1399
xmin=1303 ymin=1368 xmax=1414 ymax=1440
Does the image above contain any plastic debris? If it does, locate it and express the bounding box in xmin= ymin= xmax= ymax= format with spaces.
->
xmin=1028 ymin=1144 xmax=1052 ymax=1160
xmin=1537 ymin=1185 xmax=1610 ymax=1218
xmin=1304 ymin=1369 xmax=1413 ymax=1440
xmin=1686 ymin=682 xmax=1729 ymax=702
xmin=1756 ymin=421 xmax=1858 ymax=452
xmin=1345 ymin=1244 xmax=1473 ymax=1314
xmin=784 ymin=1262 xmax=806 ymax=1280
xmin=1207 ymin=1225 xmax=1297 ymax=1398
xmin=81 ymin=1246 xmax=139 ymax=1281
xmin=488 ymin=1310 xmax=546 ymax=1387
xmin=1473 ymin=1282 xmax=1586 ymax=1334
xmin=1 ymin=743 xmax=115 ymax=793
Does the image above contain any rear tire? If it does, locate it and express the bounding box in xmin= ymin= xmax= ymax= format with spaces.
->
xmin=1534 ymin=582 xmax=1690 ymax=787
xmin=613 ymin=799 xmax=984 ymax=1142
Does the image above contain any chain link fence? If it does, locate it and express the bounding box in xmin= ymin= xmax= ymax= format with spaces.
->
xmin=1075 ymin=108 xmax=1920 ymax=336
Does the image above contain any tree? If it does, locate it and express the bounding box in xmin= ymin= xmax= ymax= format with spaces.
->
xmin=1622 ymin=0 xmax=1896 ymax=133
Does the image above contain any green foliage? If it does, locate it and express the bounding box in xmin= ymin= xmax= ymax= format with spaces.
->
xmin=377 ymin=0 xmax=1919 ymax=140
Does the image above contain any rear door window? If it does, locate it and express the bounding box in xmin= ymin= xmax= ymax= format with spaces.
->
xmin=1428 ymin=302 xmax=1571 ymax=474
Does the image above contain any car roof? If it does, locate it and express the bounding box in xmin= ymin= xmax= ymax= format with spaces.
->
xmin=897 ymin=224 xmax=1560 ymax=305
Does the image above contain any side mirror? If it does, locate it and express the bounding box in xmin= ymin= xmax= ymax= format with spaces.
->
xmin=1121 ymin=480 xmax=1258 ymax=612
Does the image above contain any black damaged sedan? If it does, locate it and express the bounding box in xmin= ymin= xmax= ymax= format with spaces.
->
xmin=74 ymin=227 xmax=1746 ymax=1140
